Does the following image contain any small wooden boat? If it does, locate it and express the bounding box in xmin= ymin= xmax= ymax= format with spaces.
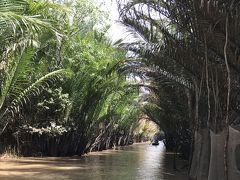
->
xmin=152 ymin=140 xmax=159 ymax=146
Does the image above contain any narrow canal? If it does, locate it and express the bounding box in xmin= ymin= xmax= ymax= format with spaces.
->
xmin=0 ymin=142 xmax=188 ymax=180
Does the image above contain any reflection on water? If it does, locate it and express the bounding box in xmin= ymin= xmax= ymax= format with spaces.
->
xmin=0 ymin=142 xmax=188 ymax=180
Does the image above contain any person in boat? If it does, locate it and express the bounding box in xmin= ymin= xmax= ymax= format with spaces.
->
xmin=151 ymin=135 xmax=159 ymax=145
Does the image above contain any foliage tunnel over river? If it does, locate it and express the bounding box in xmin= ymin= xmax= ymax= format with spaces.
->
xmin=1 ymin=0 xmax=240 ymax=180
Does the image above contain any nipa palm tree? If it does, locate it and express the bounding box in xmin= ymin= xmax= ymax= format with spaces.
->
xmin=0 ymin=0 xmax=70 ymax=135
xmin=118 ymin=0 xmax=240 ymax=179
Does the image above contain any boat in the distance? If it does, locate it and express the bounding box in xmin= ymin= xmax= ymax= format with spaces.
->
xmin=152 ymin=139 xmax=159 ymax=146
xmin=151 ymin=131 xmax=165 ymax=146
xmin=151 ymin=135 xmax=159 ymax=145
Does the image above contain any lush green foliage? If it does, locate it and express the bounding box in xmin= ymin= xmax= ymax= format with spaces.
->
xmin=118 ymin=0 xmax=240 ymax=172
xmin=0 ymin=0 xmax=142 ymax=156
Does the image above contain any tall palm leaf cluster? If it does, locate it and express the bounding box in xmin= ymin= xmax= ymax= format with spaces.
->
xmin=118 ymin=0 xmax=240 ymax=179
xmin=0 ymin=0 xmax=142 ymax=157
xmin=0 ymin=0 xmax=68 ymax=134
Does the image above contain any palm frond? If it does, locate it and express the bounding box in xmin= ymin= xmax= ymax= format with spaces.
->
xmin=0 ymin=69 xmax=71 ymax=130
xmin=0 ymin=0 xmax=61 ymax=47
xmin=0 ymin=48 xmax=33 ymax=111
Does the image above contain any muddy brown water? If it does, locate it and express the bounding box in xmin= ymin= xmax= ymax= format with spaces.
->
xmin=0 ymin=142 xmax=188 ymax=180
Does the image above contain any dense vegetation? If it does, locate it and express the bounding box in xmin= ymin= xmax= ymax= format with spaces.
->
xmin=2 ymin=0 xmax=240 ymax=179
xmin=118 ymin=0 xmax=240 ymax=179
xmin=0 ymin=0 xmax=145 ymax=156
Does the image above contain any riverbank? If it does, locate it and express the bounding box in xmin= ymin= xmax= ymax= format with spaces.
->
xmin=0 ymin=142 xmax=188 ymax=180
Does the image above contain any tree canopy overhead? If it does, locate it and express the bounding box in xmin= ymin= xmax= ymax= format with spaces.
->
xmin=118 ymin=0 xmax=240 ymax=178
